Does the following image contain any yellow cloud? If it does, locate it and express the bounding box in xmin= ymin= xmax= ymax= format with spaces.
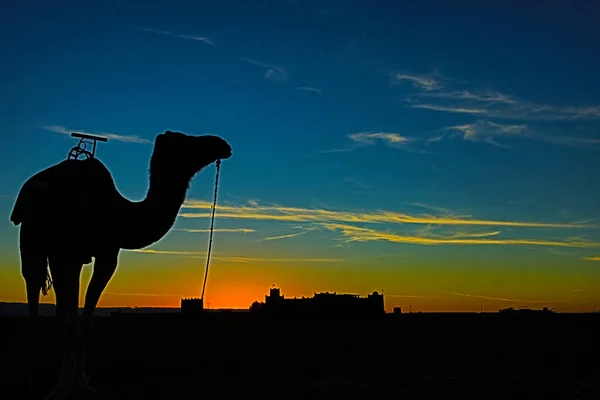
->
xmin=209 ymin=256 xmax=342 ymax=263
xmin=320 ymin=223 xmax=600 ymax=249
xmin=128 ymin=249 xmax=341 ymax=263
xmin=446 ymin=231 xmax=501 ymax=239
xmin=583 ymin=256 xmax=600 ymax=261
xmin=180 ymin=200 xmax=591 ymax=229
xmin=129 ymin=249 xmax=209 ymax=256
xmin=174 ymin=228 xmax=255 ymax=233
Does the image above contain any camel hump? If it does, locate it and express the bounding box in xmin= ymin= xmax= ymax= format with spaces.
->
xmin=10 ymin=158 xmax=112 ymax=226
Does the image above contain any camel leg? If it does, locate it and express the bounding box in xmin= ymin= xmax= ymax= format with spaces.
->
xmin=43 ymin=256 xmax=82 ymax=400
xmin=16 ymin=226 xmax=48 ymax=391
xmin=74 ymin=251 xmax=119 ymax=396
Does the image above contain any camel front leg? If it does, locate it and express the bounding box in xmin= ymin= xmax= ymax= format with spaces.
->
xmin=74 ymin=250 xmax=119 ymax=396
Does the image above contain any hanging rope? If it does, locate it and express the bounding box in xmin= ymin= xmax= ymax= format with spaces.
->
xmin=201 ymin=159 xmax=221 ymax=301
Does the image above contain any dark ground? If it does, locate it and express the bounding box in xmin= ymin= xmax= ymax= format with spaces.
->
xmin=1 ymin=312 xmax=599 ymax=399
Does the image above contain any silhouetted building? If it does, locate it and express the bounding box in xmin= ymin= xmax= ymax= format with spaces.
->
xmin=499 ymin=306 xmax=556 ymax=314
xmin=253 ymin=287 xmax=385 ymax=317
xmin=181 ymin=298 xmax=204 ymax=315
xmin=393 ymin=306 xmax=402 ymax=315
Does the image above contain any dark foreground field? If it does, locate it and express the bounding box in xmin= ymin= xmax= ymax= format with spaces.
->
xmin=2 ymin=312 xmax=599 ymax=399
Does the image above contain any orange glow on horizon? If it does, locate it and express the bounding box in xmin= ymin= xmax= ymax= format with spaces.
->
xmin=1 ymin=251 xmax=599 ymax=313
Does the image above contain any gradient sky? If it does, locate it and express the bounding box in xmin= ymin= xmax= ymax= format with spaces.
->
xmin=1 ymin=0 xmax=600 ymax=312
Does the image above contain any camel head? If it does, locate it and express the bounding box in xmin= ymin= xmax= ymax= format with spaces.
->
xmin=151 ymin=130 xmax=232 ymax=179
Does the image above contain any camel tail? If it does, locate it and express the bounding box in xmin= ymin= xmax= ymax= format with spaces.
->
xmin=40 ymin=267 xmax=53 ymax=296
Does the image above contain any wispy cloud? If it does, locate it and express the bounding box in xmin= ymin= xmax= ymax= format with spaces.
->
xmin=180 ymin=200 xmax=594 ymax=229
xmin=407 ymin=87 xmax=600 ymax=121
xmin=349 ymin=132 xmax=414 ymax=147
xmin=410 ymin=104 xmax=488 ymax=114
xmin=241 ymin=58 xmax=289 ymax=81
xmin=392 ymin=73 xmax=442 ymax=91
xmin=320 ymin=223 xmax=600 ymax=249
xmin=418 ymin=90 xmax=516 ymax=104
xmin=440 ymin=120 xmax=526 ymax=148
xmin=320 ymin=146 xmax=356 ymax=154
xmin=452 ymin=292 xmax=571 ymax=304
xmin=210 ymin=256 xmax=342 ymax=263
xmin=43 ymin=125 xmax=152 ymax=144
xmin=129 ymin=249 xmax=209 ymax=256
xmin=321 ymin=132 xmax=416 ymax=154
xmin=436 ymin=120 xmax=600 ymax=149
xmin=583 ymin=256 xmax=600 ymax=261
xmin=445 ymin=230 xmax=502 ymax=239
xmin=128 ymin=247 xmax=340 ymax=263
xmin=298 ymin=87 xmax=322 ymax=95
xmin=255 ymin=231 xmax=308 ymax=242
xmin=406 ymin=202 xmax=452 ymax=215
xmin=139 ymin=27 xmax=215 ymax=46
xmin=174 ymin=228 xmax=256 ymax=233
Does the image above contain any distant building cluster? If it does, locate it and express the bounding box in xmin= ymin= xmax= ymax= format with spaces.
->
xmin=250 ymin=287 xmax=385 ymax=317
xmin=499 ymin=306 xmax=556 ymax=314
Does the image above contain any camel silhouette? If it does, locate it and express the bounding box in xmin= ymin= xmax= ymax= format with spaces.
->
xmin=11 ymin=130 xmax=232 ymax=399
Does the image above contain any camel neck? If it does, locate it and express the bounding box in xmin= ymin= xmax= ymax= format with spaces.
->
xmin=117 ymin=170 xmax=192 ymax=250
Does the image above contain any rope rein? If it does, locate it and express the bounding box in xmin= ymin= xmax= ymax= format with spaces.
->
xmin=201 ymin=159 xmax=221 ymax=301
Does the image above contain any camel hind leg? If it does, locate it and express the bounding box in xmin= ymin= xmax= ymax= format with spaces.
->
xmin=16 ymin=224 xmax=50 ymax=391
xmin=43 ymin=254 xmax=100 ymax=400
xmin=19 ymin=222 xmax=52 ymax=315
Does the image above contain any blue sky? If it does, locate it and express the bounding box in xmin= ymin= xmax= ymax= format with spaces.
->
xmin=1 ymin=0 xmax=600 ymax=311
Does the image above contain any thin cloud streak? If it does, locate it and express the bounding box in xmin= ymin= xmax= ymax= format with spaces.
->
xmin=174 ymin=228 xmax=256 ymax=233
xmin=410 ymin=104 xmax=488 ymax=114
xmin=298 ymin=87 xmax=322 ymax=94
xmin=44 ymin=125 xmax=152 ymax=144
xmin=241 ymin=58 xmax=289 ymax=81
xmin=436 ymin=120 xmax=600 ymax=149
xmin=444 ymin=231 xmax=502 ymax=239
xmin=139 ymin=27 xmax=215 ymax=45
xmin=320 ymin=146 xmax=356 ymax=154
xmin=320 ymin=223 xmax=600 ymax=249
xmin=452 ymin=292 xmax=572 ymax=304
xmin=407 ymin=87 xmax=600 ymax=121
xmin=129 ymin=249 xmax=209 ymax=256
xmin=210 ymin=256 xmax=341 ymax=263
xmin=392 ymin=73 xmax=442 ymax=91
xmin=256 ymin=231 xmax=308 ymax=242
xmin=406 ymin=202 xmax=452 ymax=214
xmin=128 ymin=248 xmax=340 ymax=263
xmin=349 ymin=132 xmax=414 ymax=147
xmin=180 ymin=200 xmax=594 ymax=229
xmin=418 ymin=90 xmax=516 ymax=104
xmin=321 ymin=132 xmax=417 ymax=153
xmin=583 ymin=256 xmax=600 ymax=261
